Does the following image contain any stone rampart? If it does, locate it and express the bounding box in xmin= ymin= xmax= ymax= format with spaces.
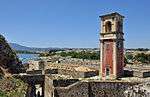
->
xmin=54 ymin=81 xmax=138 ymax=97
xmin=54 ymin=81 xmax=88 ymax=97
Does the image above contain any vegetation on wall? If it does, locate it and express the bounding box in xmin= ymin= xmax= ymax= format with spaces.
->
xmin=0 ymin=77 xmax=27 ymax=97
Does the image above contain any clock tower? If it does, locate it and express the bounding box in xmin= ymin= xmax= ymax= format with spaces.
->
xmin=99 ymin=12 xmax=125 ymax=80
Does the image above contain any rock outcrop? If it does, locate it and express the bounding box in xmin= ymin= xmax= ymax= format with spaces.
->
xmin=0 ymin=34 xmax=22 ymax=74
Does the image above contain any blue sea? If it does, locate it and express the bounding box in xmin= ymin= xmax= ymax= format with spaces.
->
xmin=17 ymin=54 xmax=39 ymax=63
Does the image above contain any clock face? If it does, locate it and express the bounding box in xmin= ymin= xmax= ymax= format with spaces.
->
xmin=117 ymin=42 xmax=122 ymax=48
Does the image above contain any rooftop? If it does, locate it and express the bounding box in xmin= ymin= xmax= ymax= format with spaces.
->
xmin=100 ymin=12 xmax=125 ymax=18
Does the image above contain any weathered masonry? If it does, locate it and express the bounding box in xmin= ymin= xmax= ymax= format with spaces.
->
xmin=54 ymin=80 xmax=139 ymax=97
xmin=14 ymin=74 xmax=150 ymax=97
xmin=100 ymin=12 xmax=125 ymax=80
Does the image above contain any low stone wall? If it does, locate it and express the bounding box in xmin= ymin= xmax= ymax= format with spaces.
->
xmin=53 ymin=79 xmax=79 ymax=87
xmin=27 ymin=70 xmax=43 ymax=75
xmin=88 ymin=81 xmax=136 ymax=97
xmin=124 ymin=69 xmax=150 ymax=78
xmin=124 ymin=82 xmax=150 ymax=97
xmin=27 ymin=69 xmax=58 ymax=75
xmin=54 ymin=81 xmax=88 ymax=97
xmin=133 ymin=70 xmax=150 ymax=78
xmin=84 ymin=70 xmax=99 ymax=78
xmin=57 ymin=69 xmax=83 ymax=78
xmin=13 ymin=74 xmax=45 ymax=84
xmin=26 ymin=68 xmax=98 ymax=78
xmin=54 ymin=81 xmax=138 ymax=97
xmin=143 ymin=71 xmax=150 ymax=78
xmin=57 ymin=69 xmax=98 ymax=78
xmin=45 ymin=69 xmax=58 ymax=74
xmin=125 ymin=66 xmax=150 ymax=78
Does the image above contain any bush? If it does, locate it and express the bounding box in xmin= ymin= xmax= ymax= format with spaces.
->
xmin=0 ymin=77 xmax=27 ymax=97
xmin=58 ymin=51 xmax=100 ymax=60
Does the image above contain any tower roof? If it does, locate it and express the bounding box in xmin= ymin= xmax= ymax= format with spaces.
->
xmin=100 ymin=12 xmax=124 ymax=18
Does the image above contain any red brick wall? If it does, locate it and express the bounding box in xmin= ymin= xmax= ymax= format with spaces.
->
xmin=102 ymin=40 xmax=113 ymax=77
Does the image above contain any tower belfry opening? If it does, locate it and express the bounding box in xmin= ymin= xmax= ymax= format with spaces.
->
xmin=105 ymin=21 xmax=112 ymax=32
xmin=99 ymin=12 xmax=125 ymax=80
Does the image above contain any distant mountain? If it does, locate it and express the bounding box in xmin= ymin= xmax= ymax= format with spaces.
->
xmin=9 ymin=43 xmax=61 ymax=52
xmin=9 ymin=43 xmax=33 ymax=51
xmin=9 ymin=43 xmax=99 ymax=52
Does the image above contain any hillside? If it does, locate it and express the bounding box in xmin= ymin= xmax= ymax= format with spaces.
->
xmin=0 ymin=35 xmax=27 ymax=97
xmin=9 ymin=43 xmax=32 ymax=51
xmin=9 ymin=43 xmax=61 ymax=52
xmin=0 ymin=35 xmax=23 ymax=74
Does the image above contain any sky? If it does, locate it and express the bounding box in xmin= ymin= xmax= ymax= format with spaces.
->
xmin=0 ymin=0 xmax=150 ymax=48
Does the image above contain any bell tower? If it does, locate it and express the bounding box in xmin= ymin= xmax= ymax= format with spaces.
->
xmin=99 ymin=12 xmax=125 ymax=80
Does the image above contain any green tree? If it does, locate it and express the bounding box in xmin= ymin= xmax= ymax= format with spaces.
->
xmin=126 ymin=54 xmax=133 ymax=60
xmin=58 ymin=51 xmax=100 ymax=60
xmin=134 ymin=53 xmax=148 ymax=63
xmin=147 ymin=54 xmax=150 ymax=63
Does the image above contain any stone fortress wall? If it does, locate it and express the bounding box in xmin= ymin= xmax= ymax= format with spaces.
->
xmin=53 ymin=80 xmax=150 ymax=97
xmin=14 ymin=74 xmax=150 ymax=97
xmin=53 ymin=80 xmax=140 ymax=97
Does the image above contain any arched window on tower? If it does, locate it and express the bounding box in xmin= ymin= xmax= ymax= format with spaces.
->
xmin=105 ymin=21 xmax=112 ymax=33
